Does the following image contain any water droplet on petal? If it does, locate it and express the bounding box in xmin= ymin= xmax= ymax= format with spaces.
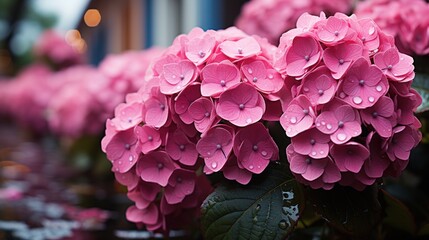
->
xmin=326 ymin=124 xmax=332 ymax=130
xmin=211 ymin=162 xmax=217 ymax=169
xmin=339 ymin=92 xmax=346 ymax=98
xmin=321 ymin=121 xmax=326 ymax=126
xmin=247 ymin=68 xmax=253 ymax=74
xmin=337 ymin=133 xmax=347 ymax=141
xmin=320 ymin=150 xmax=324 ymax=155
xmin=316 ymin=123 xmax=321 ymax=127
xmin=268 ymin=74 xmax=274 ymax=79
xmin=290 ymin=117 xmax=297 ymax=124
xmin=129 ymin=156 xmax=134 ymax=161
xmin=376 ymin=85 xmax=383 ymax=92
xmin=257 ymin=165 xmax=261 ymax=169
xmin=368 ymin=96 xmax=375 ymax=103
xmin=278 ymin=220 xmax=288 ymax=230
xmin=118 ymin=161 xmax=122 ymax=165
xmin=368 ymin=26 xmax=375 ymax=35
xmin=353 ymin=96 xmax=362 ymax=104
xmin=256 ymin=204 xmax=261 ymax=211
xmin=287 ymin=127 xmax=292 ymax=133
xmin=246 ymin=118 xmax=252 ymax=123
xmin=249 ymin=165 xmax=254 ymax=170
xmin=261 ymin=151 xmax=268 ymax=157
xmin=311 ymin=151 xmax=317 ymax=156
xmin=303 ymin=87 xmax=309 ymax=92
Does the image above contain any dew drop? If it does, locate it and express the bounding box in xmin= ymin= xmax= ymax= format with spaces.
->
xmin=290 ymin=117 xmax=297 ymax=124
xmin=368 ymin=96 xmax=375 ymax=103
xmin=268 ymin=74 xmax=274 ymax=79
xmin=247 ymin=68 xmax=253 ymax=74
xmin=129 ymin=156 xmax=134 ymax=162
xmin=287 ymin=128 xmax=292 ymax=133
xmin=253 ymin=77 xmax=258 ymax=82
xmin=256 ymin=204 xmax=261 ymax=211
xmin=249 ymin=165 xmax=254 ymax=170
xmin=157 ymin=163 xmax=164 ymax=169
xmin=368 ymin=26 xmax=375 ymax=35
xmin=257 ymin=165 xmax=261 ymax=169
xmin=353 ymin=96 xmax=362 ymax=104
xmin=376 ymin=85 xmax=383 ymax=92
xmin=148 ymin=136 xmax=153 ymax=141
xmin=220 ymin=80 xmax=226 ymax=87
xmin=246 ymin=118 xmax=252 ymax=123
xmin=261 ymin=151 xmax=268 ymax=157
xmin=115 ymin=167 xmax=119 ymax=172
xmin=316 ymin=123 xmax=321 ymax=127
xmin=207 ymin=151 xmax=211 ymax=156
xmin=216 ymin=144 xmax=222 ymax=150
xmin=337 ymin=133 xmax=347 ymax=141
xmin=118 ymin=161 xmax=122 ymax=165
xmin=303 ymin=87 xmax=309 ymax=92
xmin=321 ymin=121 xmax=326 ymax=126
xmin=326 ymin=124 xmax=332 ymax=130
xmin=339 ymin=92 xmax=346 ymax=98
xmin=311 ymin=151 xmax=317 ymax=156
xmin=320 ymin=150 xmax=324 ymax=155
xmin=198 ymin=51 xmax=206 ymax=58
xmin=278 ymin=220 xmax=288 ymax=230
xmin=211 ymin=162 xmax=218 ymax=169
xmin=172 ymin=75 xmax=176 ymax=79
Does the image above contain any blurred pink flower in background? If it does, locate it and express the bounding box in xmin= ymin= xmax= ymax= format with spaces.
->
xmin=355 ymin=0 xmax=429 ymax=56
xmin=235 ymin=0 xmax=354 ymax=44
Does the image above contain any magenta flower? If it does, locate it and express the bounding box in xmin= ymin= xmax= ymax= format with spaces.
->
xmin=386 ymin=126 xmax=419 ymax=161
xmin=201 ymin=60 xmax=241 ymax=97
xmin=285 ymin=35 xmax=321 ymax=77
xmin=185 ymin=33 xmax=216 ymax=65
xmin=160 ymin=60 xmax=197 ymax=95
xmin=164 ymin=169 xmax=196 ymax=204
xmin=373 ymin=48 xmax=414 ymax=82
xmin=126 ymin=204 xmax=159 ymax=225
xmin=316 ymin=16 xmax=349 ymax=44
xmin=196 ymin=126 xmax=234 ymax=172
xmin=136 ymin=151 xmax=178 ymax=187
xmin=364 ymin=132 xmax=390 ymax=179
xmin=134 ymin=125 xmax=162 ymax=154
xmin=165 ymin=129 xmax=198 ymax=166
xmin=222 ymin=156 xmax=253 ymax=185
xmin=219 ymin=36 xmax=261 ymax=59
xmin=216 ymin=83 xmax=266 ymax=127
xmin=280 ymin=95 xmax=315 ymax=137
xmin=234 ymin=123 xmax=279 ymax=174
xmin=339 ymin=57 xmax=388 ymax=109
xmin=361 ymin=96 xmax=395 ymax=138
xmin=323 ymin=42 xmax=363 ymax=79
xmin=300 ymin=66 xmax=337 ymax=106
xmin=105 ymin=128 xmax=139 ymax=173
xmin=291 ymin=127 xmax=330 ymax=159
xmin=241 ymin=59 xmax=284 ymax=94
xmin=330 ymin=142 xmax=370 ymax=173
xmin=174 ymin=83 xmax=201 ymax=124
xmin=127 ymin=181 xmax=160 ymax=209
xmin=143 ymin=86 xmax=169 ymax=128
xmin=112 ymin=102 xmax=143 ymax=131
xmin=188 ymin=97 xmax=218 ymax=133
xmin=316 ymin=103 xmax=361 ymax=144
xmin=354 ymin=19 xmax=380 ymax=52
xmin=115 ymin=170 xmax=139 ymax=190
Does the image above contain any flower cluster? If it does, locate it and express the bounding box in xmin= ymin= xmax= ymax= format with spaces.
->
xmin=101 ymin=27 xmax=285 ymax=231
xmin=235 ymin=0 xmax=354 ymax=44
xmin=275 ymin=12 xmax=422 ymax=190
xmin=355 ymin=0 xmax=429 ymax=56
xmin=33 ymin=30 xmax=84 ymax=69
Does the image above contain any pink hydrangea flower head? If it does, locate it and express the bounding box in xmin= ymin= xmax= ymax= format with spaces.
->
xmin=216 ymin=83 xmax=266 ymax=127
xmin=115 ymin=170 xmax=139 ymax=190
xmin=316 ymin=16 xmax=349 ymax=44
xmin=234 ymin=123 xmax=279 ymax=174
xmin=285 ymin=35 xmax=322 ymax=77
xmin=111 ymin=102 xmax=143 ymax=131
xmin=222 ymin=156 xmax=253 ymax=185
xmin=126 ymin=204 xmax=159 ymax=225
xmin=200 ymin=60 xmax=241 ymax=97
xmin=339 ymin=57 xmax=388 ymax=109
xmin=165 ymin=129 xmax=198 ymax=166
xmin=386 ymin=126 xmax=419 ymax=161
xmin=136 ymin=151 xmax=178 ymax=187
xmin=184 ymin=32 xmax=216 ymax=65
xmin=143 ymin=86 xmax=169 ymax=128
xmin=280 ymin=95 xmax=315 ymax=137
xmin=174 ymin=83 xmax=201 ymax=124
xmin=197 ymin=125 xmax=234 ymax=172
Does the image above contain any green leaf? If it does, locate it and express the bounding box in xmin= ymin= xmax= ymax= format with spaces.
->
xmin=381 ymin=189 xmax=416 ymax=235
xmin=201 ymin=163 xmax=304 ymax=240
xmin=306 ymin=185 xmax=382 ymax=237
xmin=412 ymin=73 xmax=429 ymax=113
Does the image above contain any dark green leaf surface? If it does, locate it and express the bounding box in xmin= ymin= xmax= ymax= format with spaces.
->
xmin=201 ymin=163 xmax=304 ymax=240
xmin=412 ymin=73 xmax=429 ymax=113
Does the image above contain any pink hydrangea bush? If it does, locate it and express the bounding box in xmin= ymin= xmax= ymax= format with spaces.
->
xmin=1 ymin=64 xmax=54 ymax=132
xmin=235 ymin=0 xmax=354 ymax=44
xmin=275 ymin=12 xmax=422 ymax=190
xmin=45 ymin=66 xmax=112 ymax=138
xmin=355 ymin=0 xmax=429 ymax=56
xmin=101 ymin=27 xmax=285 ymax=231
xmin=33 ymin=30 xmax=84 ymax=68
